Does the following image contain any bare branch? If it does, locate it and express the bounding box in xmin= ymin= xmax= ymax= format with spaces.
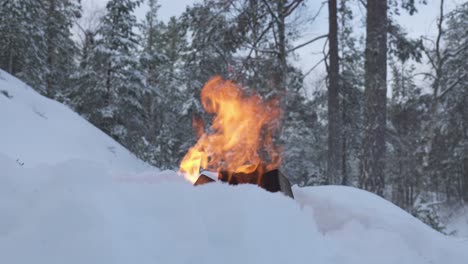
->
xmin=432 ymin=0 xmax=445 ymax=98
xmin=310 ymin=1 xmax=327 ymax=24
xmin=437 ymin=73 xmax=467 ymax=100
xmin=287 ymin=34 xmax=328 ymax=53
xmin=246 ymin=22 xmax=274 ymax=50
xmin=410 ymin=72 xmax=436 ymax=80
xmin=442 ymin=43 xmax=468 ymax=63
xmin=261 ymin=0 xmax=280 ymax=24
xmin=284 ymin=0 xmax=304 ymax=17
xmin=421 ymin=36 xmax=435 ymax=45
xmin=422 ymin=48 xmax=438 ymax=72
xmin=241 ymin=44 xmax=279 ymax=54
xmin=303 ymin=56 xmax=327 ymax=77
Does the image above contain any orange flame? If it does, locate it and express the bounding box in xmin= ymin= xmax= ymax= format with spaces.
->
xmin=179 ymin=76 xmax=282 ymax=183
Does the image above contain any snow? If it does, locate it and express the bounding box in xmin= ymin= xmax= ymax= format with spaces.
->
xmin=1 ymin=70 xmax=467 ymax=263
xmin=1 ymin=156 xmax=467 ymax=264
xmin=0 ymin=70 xmax=149 ymax=173
xmin=294 ymin=186 xmax=468 ymax=264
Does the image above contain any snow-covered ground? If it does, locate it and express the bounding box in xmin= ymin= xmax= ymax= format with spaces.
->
xmin=0 ymin=70 xmax=149 ymax=172
xmin=1 ymin=70 xmax=467 ymax=263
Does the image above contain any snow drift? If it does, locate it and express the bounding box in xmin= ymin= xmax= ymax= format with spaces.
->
xmin=0 ymin=70 xmax=148 ymax=172
xmin=0 ymin=70 xmax=467 ymax=264
xmin=1 ymin=156 xmax=467 ymax=264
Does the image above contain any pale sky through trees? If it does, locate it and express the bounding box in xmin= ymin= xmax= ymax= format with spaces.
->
xmin=80 ymin=0 xmax=463 ymax=97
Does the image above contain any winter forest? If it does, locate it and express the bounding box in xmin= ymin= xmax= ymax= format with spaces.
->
xmin=0 ymin=0 xmax=467 ymax=233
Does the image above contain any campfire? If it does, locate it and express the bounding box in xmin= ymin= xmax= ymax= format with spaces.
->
xmin=179 ymin=76 xmax=293 ymax=198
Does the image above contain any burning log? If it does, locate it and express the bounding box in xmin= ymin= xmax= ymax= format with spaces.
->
xmin=194 ymin=169 xmax=294 ymax=199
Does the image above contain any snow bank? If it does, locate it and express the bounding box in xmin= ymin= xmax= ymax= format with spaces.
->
xmin=294 ymin=186 xmax=468 ymax=264
xmin=1 ymin=70 xmax=467 ymax=264
xmin=1 ymin=155 xmax=467 ymax=264
xmin=0 ymin=70 xmax=149 ymax=172
xmin=0 ymin=155 xmax=330 ymax=264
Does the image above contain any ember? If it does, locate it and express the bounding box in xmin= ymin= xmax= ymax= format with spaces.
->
xmin=195 ymin=169 xmax=294 ymax=198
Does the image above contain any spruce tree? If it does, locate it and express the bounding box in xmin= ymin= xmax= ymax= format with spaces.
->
xmin=360 ymin=0 xmax=388 ymax=196
xmin=72 ymin=0 xmax=148 ymax=160
xmin=99 ymin=0 xmax=147 ymax=157
xmin=141 ymin=1 xmax=189 ymax=168
xmin=42 ymin=0 xmax=82 ymax=99
xmin=0 ymin=0 xmax=47 ymax=91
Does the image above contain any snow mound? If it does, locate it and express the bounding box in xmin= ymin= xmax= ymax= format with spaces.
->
xmin=1 ymin=70 xmax=467 ymax=263
xmin=0 ymin=70 xmax=149 ymax=172
xmin=1 ymin=154 xmax=467 ymax=264
xmin=294 ymin=186 xmax=468 ymax=264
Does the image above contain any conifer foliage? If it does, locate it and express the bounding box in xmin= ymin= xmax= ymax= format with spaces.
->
xmin=0 ymin=0 xmax=80 ymax=96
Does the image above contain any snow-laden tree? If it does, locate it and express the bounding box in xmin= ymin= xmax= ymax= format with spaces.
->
xmin=387 ymin=61 xmax=425 ymax=210
xmin=0 ymin=0 xmax=47 ymax=91
xmin=0 ymin=0 xmax=81 ymax=98
xmin=423 ymin=2 xmax=468 ymax=203
xmin=42 ymin=0 xmax=82 ymax=100
xmin=281 ymin=79 xmax=327 ymax=186
xmin=140 ymin=0 xmax=190 ymax=168
xmin=71 ymin=0 xmax=148 ymax=160
xmin=360 ymin=0 xmax=388 ymax=196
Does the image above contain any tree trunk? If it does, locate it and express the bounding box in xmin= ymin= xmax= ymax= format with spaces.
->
xmin=106 ymin=60 xmax=112 ymax=104
xmin=275 ymin=0 xmax=287 ymax=96
xmin=341 ymin=136 xmax=348 ymax=185
xmin=327 ymin=0 xmax=342 ymax=185
xmin=46 ymin=0 xmax=56 ymax=98
xmin=8 ymin=43 xmax=14 ymax=74
xmin=360 ymin=0 xmax=387 ymax=196
xmin=341 ymin=82 xmax=347 ymax=186
xmin=423 ymin=0 xmax=445 ymax=172
xmin=463 ymin=158 xmax=468 ymax=203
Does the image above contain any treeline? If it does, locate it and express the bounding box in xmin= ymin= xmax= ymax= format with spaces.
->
xmin=0 ymin=0 xmax=467 ymax=231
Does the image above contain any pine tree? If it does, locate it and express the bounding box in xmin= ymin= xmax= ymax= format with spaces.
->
xmin=424 ymin=2 xmax=468 ymax=203
xmin=154 ymin=17 xmax=190 ymax=168
xmin=281 ymin=76 xmax=327 ymax=186
xmin=181 ymin=1 xmax=239 ymax=89
xmin=139 ymin=0 xmax=165 ymax=165
xmin=443 ymin=3 xmax=468 ymax=202
xmin=338 ymin=0 xmax=365 ymax=186
xmin=72 ymin=0 xmax=148 ymax=160
xmin=42 ymin=0 xmax=82 ymax=99
xmin=387 ymin=61 xmax=424 ymax=210
xmin=0 ymin=0 xmax=47 ymax=90
xmin=98 ymin=0 xmax=147 ymax=157
xmin=0 ymin=0 xmax=81 ymax=97
xmin=70 ymin=29 xmax=106 ymax=125
xmin=141 ymin=1 xmax=189 ymax=168
xmin=360 ymin=0 xmax=388 ymax=196
xmin=327 ymin=0 xmax=342 ymax=185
